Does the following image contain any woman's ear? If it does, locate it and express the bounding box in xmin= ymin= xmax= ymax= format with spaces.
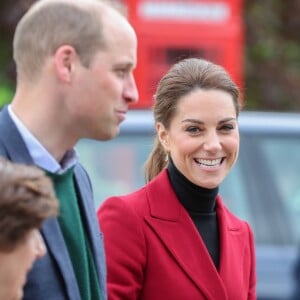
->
xmin=53 ymin=45 xmax=77 ymax=83
xmin=156 ymin=122 xmax=170 ymax=151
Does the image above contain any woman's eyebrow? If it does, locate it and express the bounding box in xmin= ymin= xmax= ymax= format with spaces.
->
xmin=181 ymin=117 xmax=236 ymax=124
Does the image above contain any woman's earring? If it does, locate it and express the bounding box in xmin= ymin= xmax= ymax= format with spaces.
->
xmin=165 ymin=153 xmax=169 ymax=162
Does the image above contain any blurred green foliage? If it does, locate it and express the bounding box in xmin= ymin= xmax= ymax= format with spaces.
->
xmin=245 ymin=0 xmax=300 ymax=111
xmin=0 ymin=83 xmax=14 ymax=107
xmin=0 ymin=0 xmax=300 ymax=111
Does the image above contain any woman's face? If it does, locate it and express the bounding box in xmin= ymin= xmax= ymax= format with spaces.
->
xmin=157 ymin=88 xmax=239 ymax=189
xmin=0 ymin=229 xmax=46 ymax=300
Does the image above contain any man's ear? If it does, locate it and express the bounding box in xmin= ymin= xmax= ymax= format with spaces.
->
xmin=53 ymin=45 xmax=77 ymax=83
xmin=156 ymin=122 xmax=170 ymax=151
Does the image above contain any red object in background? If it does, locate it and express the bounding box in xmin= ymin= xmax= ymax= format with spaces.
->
xmin=122 ymin=0 xmax=244 ymax=109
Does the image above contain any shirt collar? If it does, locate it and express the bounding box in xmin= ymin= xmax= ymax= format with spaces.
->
xmin=8 ymin=105 xmax=78 ymax=173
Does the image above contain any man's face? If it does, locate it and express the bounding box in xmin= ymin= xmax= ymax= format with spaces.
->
xmin=70 ymin=16 xmax=138 ymax=141
xmin=0 ymin=230 xmax=46 ymax=300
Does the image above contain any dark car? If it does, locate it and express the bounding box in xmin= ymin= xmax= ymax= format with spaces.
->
xmin=76 ymin=110 xmax=300 ymax=300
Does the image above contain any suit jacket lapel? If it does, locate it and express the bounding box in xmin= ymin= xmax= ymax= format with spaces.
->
xmin=0 ymin=106 xmax=81 ymax=299
xmin=74 ymin=165 xmax=107 ymax=300
xmin=41 ymin=219 xmax=81 ymax=298
xmin=144 ymin=170 xmax=228 ymax=300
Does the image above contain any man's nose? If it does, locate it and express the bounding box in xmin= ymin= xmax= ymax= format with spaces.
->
xmin=124 ymin=73 xmax=139 ymax=103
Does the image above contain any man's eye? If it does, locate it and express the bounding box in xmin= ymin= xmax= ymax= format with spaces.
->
xmin=116 ymin=69 xmax=126 ymax=77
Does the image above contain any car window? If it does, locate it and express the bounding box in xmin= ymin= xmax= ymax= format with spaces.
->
xmin=219 ymin=160 xmax=253 ymax=225
xmin=76 ymin=136 xmax=154 ymax=207
xmin=259 ymin=136 xmax=300 ymax=243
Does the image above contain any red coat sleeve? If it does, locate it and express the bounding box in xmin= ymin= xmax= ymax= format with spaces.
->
xmin=97 ymin=196 xmax=146 ymax=300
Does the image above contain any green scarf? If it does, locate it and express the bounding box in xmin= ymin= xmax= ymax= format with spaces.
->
xmin=47 ymin=168 xmax=101 ymax=300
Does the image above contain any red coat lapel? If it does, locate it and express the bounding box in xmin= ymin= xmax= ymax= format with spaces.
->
xmin=216 ymin=197 xmax=253 ymax=297
xmin=144 ymin=170 xmax=228 ymax=299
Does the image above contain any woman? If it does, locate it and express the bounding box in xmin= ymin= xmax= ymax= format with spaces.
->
xmin=0 ymin=158 xmax=58 ymax=300
xmin=98 ymin=58 xmax=256 ymax=300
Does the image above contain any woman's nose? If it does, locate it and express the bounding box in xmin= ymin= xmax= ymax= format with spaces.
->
xmin=203 ymin=131 xmax=222 ymax=152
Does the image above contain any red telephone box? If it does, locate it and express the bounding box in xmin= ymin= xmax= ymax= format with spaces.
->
xmin=122 ymin=0 xmax=244 ymax=109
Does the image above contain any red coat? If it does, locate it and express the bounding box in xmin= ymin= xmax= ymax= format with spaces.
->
xmin=98 ymin=169 xmax=256 ymax=300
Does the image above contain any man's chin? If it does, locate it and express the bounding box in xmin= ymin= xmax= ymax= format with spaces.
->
xmin=98 ymin=128 xmax=120 ymax=141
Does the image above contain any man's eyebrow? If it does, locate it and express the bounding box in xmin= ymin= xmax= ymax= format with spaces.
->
xmin=114 ymin=62 xmax=135 ymax=69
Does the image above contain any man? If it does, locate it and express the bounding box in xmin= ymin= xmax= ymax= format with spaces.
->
xmin=0 ymin=158 xmax=58 ymax=300
xmin=0 ymin=0 xmax=138 ymax=299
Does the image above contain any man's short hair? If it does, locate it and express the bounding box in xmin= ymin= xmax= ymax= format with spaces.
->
xmin=13 ymin=0 xmax=110 ymax=81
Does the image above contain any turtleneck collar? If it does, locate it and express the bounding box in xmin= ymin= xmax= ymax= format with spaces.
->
xmin=167 ymin=157 xmax=219 ymax=213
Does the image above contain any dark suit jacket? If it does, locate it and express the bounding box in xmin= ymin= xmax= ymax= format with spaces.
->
xmin=0 ymin=106 xmax=107 ymax=300
xmin=98 ymin=169 xmax=256 ymax=300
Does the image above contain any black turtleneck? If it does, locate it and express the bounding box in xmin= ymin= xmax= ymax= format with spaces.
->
xmin=167 ymin=158 xmax=220 ymax=269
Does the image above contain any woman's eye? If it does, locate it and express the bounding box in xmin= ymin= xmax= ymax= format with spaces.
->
xmin=220 ymin=124 xmax=234 ymax=131
xmin=186 ymin=127 xmax=201 ymax=134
